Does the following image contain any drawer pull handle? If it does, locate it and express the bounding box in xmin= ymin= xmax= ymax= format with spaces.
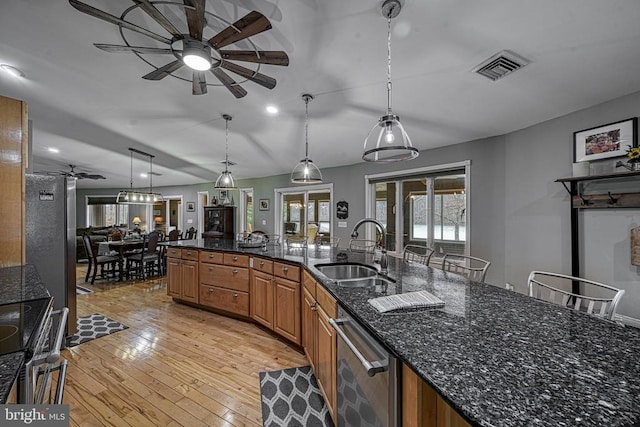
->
xmin=259 ymin=261 xmax=264 ymax=266
xmin=209 ymin=266 xmax=214 ymax=270
xmin=232 ymin=269 xmax=238 ymax=274
xmin=233 ymin=293 xmax=238 ymax=298
xmin=208 ymin=288 xmax=214 ymax=293
xmin=282 ymin=267 xmax=288 ymax=272
xmin=186 ymin=251 xmax=192 ymax=255
xmin=232 ymin=256 xmax=238 ymax=261
xmin=209 ymin=254 xmax=214 ymax=258
xmin=311 ymin=303 xmax=318 ymax=311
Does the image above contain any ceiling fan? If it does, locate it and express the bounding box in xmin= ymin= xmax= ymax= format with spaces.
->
xmin=45 ymin=165 xmax=107 ymax=180
xmin=69 ymin=0 xmax=289 ymax=98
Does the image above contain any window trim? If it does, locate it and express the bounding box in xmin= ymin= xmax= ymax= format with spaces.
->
xmin=364 ymin=161 xmax=471 ymax=256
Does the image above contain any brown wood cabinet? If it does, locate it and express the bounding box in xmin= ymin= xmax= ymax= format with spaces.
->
xmin=203 ymin=206 xmax=235 ymax=240
xmin=301 ymin=270 xmax=337 ymax=422
xmin=250 ymin=257 xmax=301 ymax=345
xmin=0 ymin=95 xmax=28 ymax=268
xmin=199 ymin=250 xmax=250 ymax=316
xmin=402 ymin=364 xmax=471 ymax=427
xmin=166 ymin=248 xmax=198 ymax=303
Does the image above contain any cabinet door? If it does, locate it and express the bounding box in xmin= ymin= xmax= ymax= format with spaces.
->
xmin=181 ymin=260 xmax=199 ymax=303
xmin=317 ymin=306 xmax=337 ymax=419
xmin=274 ymin=277 xmax=301 ymax=345
xmin=302 ymin=287 xmax=317 ymax=372
xmin=251 ymin=270 xmax=274 ymax=329
xmin=167 ymin=257 xmax=181 ymax=297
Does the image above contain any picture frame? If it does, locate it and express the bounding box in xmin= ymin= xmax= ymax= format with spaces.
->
xmin=186 ymin=202 xmax=195 ymax=212
xmin=153 ymin=209 xmax=161 ymax=216
xmin=574 ymin=117 xmax=637 ymax=163
xmin=259 ymin=199 xmax=270 ymax=211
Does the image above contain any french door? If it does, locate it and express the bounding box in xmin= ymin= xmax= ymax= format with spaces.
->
xmin=275 ymin=184 xmax=333 ymax=245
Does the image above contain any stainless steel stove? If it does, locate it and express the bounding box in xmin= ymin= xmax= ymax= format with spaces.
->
xmin=0 ymin=297 xmax=52 ymax=359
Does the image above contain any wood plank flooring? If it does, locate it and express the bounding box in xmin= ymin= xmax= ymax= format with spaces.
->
xmin=65 ymin=265 xmax=307 ymax=426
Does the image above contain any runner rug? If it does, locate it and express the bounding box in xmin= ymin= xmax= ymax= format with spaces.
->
xmin=67 ymin=313 xmax=128 ymax=347
xmin=259 ymin=365 xmax=334 ymax=427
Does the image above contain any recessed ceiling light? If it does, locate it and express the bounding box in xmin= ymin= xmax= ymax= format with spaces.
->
xmin=266 ymin=105 xmax=279 ymax=115
xmin=48 ymin=147 xmax=60 ymax=153
xmin=0 ymin=64 xmax=25 ymax=78
xmin=140 ymin=172 xmax=148 ymax=178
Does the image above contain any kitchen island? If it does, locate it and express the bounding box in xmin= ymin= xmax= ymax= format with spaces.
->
xmin=165 ymin=239 xmax=640 ymax=427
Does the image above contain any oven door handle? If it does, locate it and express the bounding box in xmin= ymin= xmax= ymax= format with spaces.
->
xmin=46 ymin=307 xmax=69 ymax=363
xmin=329 ymin=318 xmax=387 ymax=377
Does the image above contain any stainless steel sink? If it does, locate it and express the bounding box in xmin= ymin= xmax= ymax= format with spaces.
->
xmin=315 ymin=263 xmax=378 ymax=281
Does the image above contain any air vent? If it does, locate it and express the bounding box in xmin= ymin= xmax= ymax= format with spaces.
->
xmin=472 ymin=50 xmax=530 ymax=81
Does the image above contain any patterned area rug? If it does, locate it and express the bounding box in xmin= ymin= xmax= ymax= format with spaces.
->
xmin=259 ymin=365 xmax=334 ymax=427
xmin=68 ymin=313 xmax=128 ymax=347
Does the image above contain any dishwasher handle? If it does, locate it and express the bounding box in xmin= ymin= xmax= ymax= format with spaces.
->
xmin=46 ymin=307 xmax=69 ymax=364
xmin=329 ymin=318 xmax=387 ymax=377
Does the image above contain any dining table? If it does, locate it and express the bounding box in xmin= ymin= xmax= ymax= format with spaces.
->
xmin=99 ymin=239 xmax=145 ymax=281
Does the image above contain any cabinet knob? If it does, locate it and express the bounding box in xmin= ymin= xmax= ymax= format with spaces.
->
xmin=311 ymin=303 xmax=318 ymax=312
xmin=208 ymin=288 xmax=214 ymax=293
xmin=282 ymin=266 xmax=288 ymax=272
xmin=233 ymin=293 xmax=238 ymax=298
xmin=208 ymin=266 xmax=214 ymax=271
xmin=209 ymin=254 xmax=214 ymax=258
xmin=232 ymin=256 xmax=238 ymax=261
xmin=259 ymin=261 xmax=264 ymax=266
xmin=232 ymin=269 xmax=238 ymax=274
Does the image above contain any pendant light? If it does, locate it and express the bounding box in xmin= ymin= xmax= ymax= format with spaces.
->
xmin=362 ymin=0 xmax=419 ymax=162
xmin=291 ymin=94 xmax=323 ymax=184
xmin=116 ymin=148 xmax=163 ymax=204
xmin=214 ymin=114 xmax=238 ymax=189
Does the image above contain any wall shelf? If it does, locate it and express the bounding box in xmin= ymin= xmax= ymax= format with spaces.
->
xmin=555 ymin=169 xmax=640 ymax=290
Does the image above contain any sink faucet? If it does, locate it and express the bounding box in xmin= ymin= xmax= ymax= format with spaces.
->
xmin=350 ymin=218 xmax=388 ymax=276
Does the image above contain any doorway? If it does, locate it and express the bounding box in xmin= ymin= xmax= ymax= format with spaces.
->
xmin=275 ymin=184 xmax=333 ymax=246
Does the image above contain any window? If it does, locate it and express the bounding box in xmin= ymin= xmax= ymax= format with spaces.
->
xmin=367 ymin=162 xmax=469 ymax=256
xmin=275 ymin=185 xmax=333 ymax=242
xmin=86 ymin=196 xmax=129 ymax=227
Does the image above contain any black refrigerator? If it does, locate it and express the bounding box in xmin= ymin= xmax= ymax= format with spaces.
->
xmin=25 ymin=174 xmax=77 ymax=337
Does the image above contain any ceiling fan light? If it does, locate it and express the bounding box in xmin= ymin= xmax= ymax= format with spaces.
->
xmin=363 ymin=114 xmax=419 ymax=162
xmin=182 ymin=41 xmax=212 ymax=71
xmin=291 ymin=159 xmax=323 ymax=184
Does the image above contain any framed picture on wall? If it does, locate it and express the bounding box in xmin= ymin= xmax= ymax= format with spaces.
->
xmin=153 ymin=209 xmax=161 ymax=216
xmin=259 ymin=199 xmax=270 ymax=211
xmin=574 ymin=117 xmax=637 ymax=163
xmin=186 ymin=201 xmax=195 ymax=212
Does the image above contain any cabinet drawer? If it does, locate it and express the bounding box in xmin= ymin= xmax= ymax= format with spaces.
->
xmin=224 ymin=253 xmax=249 ymax=268
xmin=166 ymin=247 xmax=182 ymax=258
xmin=317 ymin=285 xmax=337 ymax=318
xmin=200 ymin=284 xmax=249 ymax=316
xmin=200 ymin=250 xmax=223 ymax=264
xmin=253 ymin=257 xmax=273 ymax=275
xmin=274 ymin=262 xmax=300 ymax=281
xmin=200 ymin=264 xmax=249 ymax=292
xmin=302 ymin=270 xmax=317 ymax=297
xmin=181 ymin=248 xmax=199 ymax=261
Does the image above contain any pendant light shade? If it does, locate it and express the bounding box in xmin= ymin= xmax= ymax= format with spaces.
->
xmin=362 ymin=0 xmax=418 ymax=163
xmin=291 ymin=94 xmax=323 ymax=184
xmin=214 ymin=114 xmax=238 ymax=190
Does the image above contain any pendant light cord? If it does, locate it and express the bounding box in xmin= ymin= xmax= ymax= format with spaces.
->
xmin=386 ymin=15 xmax=392 ymax=115
xmin=130 ymin=150 xmax=134 ymax=190
xmin=149 ymin=156 xmax=153 ymax=193
xmin=224 ymin=116 xmax=230 ymax=172
xmin=304 ymin=96 xmax=310 ymax=160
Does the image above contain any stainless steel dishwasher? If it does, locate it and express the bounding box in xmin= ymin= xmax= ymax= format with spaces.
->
xmin=330 ymin=307 xmax=399 ymax=427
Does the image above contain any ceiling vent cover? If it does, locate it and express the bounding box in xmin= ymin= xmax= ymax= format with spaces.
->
xmin=472 ymin=50 xmax=530 ymax=81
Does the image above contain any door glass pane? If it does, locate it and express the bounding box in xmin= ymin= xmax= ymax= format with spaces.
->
xmin=402 ymin=178 xmax=428 ymax=249
xmin=283 ymin=193 xmax=305 ymax=236
xmin=245 ymin=193 xmax=253 ymax=231
xmin=433 ymin=175 xmax=466 ymax=255
xmin=375 ymin=182 xmax=396 ymax=252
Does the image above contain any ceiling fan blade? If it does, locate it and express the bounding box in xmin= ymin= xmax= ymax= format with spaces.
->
xmin=183 ymin=0 xmax=205 ymax=40
xmin=220 ymin=61 xmax=276 ymax=89
xmin=220 ymin=50 xmax=289 ymax=66
xmin=192 ymin=71 xmax=208 ymax=95
xmin=210 ymin=68 xmax=247 ymax=98
xmin=84 ymin=174 xmax=107 ymax=180
xmin=133 ymin=0 xmax=181 ymax=37
xmin=94 ymin=44 xmax=175 ymax=54
xmin=142 ymin=60 xmax=184 ymax=80
xmin=69 ymin=0 xmax=171 ymax=44
xmin=208 ymin=11 xmax=271 ymax=49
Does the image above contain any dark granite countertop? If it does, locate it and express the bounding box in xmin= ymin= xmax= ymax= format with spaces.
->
xmin=0 ymin=265 xmax=52 ymax=404
xmin=166 ymin=239 xmax=640 ymax=427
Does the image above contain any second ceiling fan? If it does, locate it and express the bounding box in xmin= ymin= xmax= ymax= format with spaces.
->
xmin=69 ymin=0 xmax=289 ymax=98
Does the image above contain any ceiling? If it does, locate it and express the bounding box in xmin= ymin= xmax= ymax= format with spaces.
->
xmin=2 ymin=0 xmax=640 ymax=189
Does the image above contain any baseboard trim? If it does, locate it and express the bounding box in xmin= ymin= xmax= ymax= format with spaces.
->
xmin=614 ymin=314 xmax=640 ymax=328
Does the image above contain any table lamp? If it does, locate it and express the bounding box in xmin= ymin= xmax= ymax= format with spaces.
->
xmin=132 ymin=217 xmax=141 ymax=226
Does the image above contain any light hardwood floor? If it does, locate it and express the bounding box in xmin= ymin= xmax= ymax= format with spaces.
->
xmin=66 ymin=265 xmax=308 ymax=426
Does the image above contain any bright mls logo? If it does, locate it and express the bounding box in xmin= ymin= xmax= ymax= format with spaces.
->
xmin=2 ymin=405 xmax=69 ymax=426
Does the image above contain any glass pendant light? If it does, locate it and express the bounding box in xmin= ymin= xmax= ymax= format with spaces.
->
xmin=116 ymin=148 xmax=163 ymax=204
xmin=214 ymin=114 xmax=238 ymax=189
xmin=291 ymin=94 xmax=323 ymax=184
xmin=363 ymin=0 xmax=419 ymax=163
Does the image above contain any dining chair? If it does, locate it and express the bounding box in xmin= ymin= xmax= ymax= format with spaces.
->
xmin=82 ymin=233 xmax=119 ymax=284
xmin=286 ymin=234 xmax=308 ymax=248
xmin=528 ymin=271 xmax=625 ymax=320
xmin=168 ymin=229 xmax=180 ymax=241
xmin=316 ymin=236 xmax=340 ymax=249
xmin=349 ymin=239 xmax=377 ymax=253
xmin=403 ymin=245 xmax=435 ymax=266
xmin=126 ymin=231 xmax=162 ymax=280
xmin=440 ymin=253 xmax=491 ymax=282
xmin=185 ymin=227 xmax=197 ymax=240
